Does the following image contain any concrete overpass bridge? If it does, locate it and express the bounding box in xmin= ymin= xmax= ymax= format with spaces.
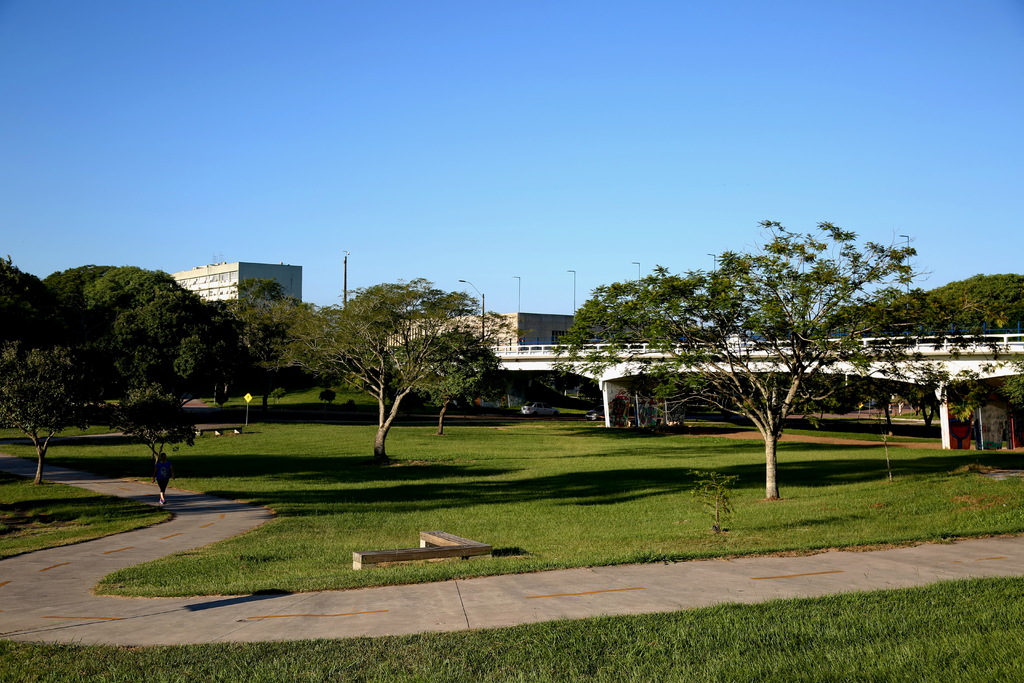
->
xmin=495 ymin=333 xmax=1024 ymax=451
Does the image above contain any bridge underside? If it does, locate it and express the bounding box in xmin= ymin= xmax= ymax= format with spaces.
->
xmin=500 ymin=349 xmax=1024 ymax=451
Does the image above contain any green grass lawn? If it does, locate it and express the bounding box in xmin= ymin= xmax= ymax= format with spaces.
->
xmin=2 ymin=421 xmax=1021 ymax=597
xmin=0 ymin=425 xmax=119 ymax=440
xmin=1 ymin=576 xmax=1021 ymax=681
xmin=0 ymin=472 xmax=169 ymax=559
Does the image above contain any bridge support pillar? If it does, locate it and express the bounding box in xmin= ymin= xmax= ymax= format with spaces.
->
xmin=938 ymin=398 xmax=954 ymax=449
xmin=601 ymin=380 xmax=631 ymax=428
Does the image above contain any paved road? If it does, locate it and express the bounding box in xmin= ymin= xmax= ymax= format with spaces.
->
xmin=2 ymin=453 xmax=1023 ymax=646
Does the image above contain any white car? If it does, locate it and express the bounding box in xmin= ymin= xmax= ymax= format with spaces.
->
xmin=520 ymin=402 xmax=559 ymax=416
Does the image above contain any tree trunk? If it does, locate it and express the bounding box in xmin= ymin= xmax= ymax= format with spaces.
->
xmin=922 ymin=402 xmax=937 ymax=428
xmin=373 ymin=426 xmax=391 ymax=464
xmin=436 ymin=399 xmax=450 ymax=436
xmin=372 ymin=389 xmax=410 ymax=465
xmin=261 ymin=372 xmax=271 ymax=414
xmin=763 ymin=436 xmax=780 ymax=500
xmin=32 ymin=438 xmax=46 ymax=485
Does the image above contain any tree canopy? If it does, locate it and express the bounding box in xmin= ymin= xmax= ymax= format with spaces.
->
xmin=420 ymin=327 xmax=505 ymax=435
xmin=113 ymin=383 xmax=197 ymax=462
xmin=559 ymin=222 xmax=916 ymax=500
xmin=289 ymin=279 xmax=485 ymax=463
xmin=0 ymin=343 xmax=93 ymax=483
xmin=925 ymin=274 xmax=1024 ymax=330
xmin=227 ymin=278 xmax=306 ymax=411
xmin=0 ymin=257 xmax=61 ymax=348
xmin=42 ymin=265 xmax=233 ymax=399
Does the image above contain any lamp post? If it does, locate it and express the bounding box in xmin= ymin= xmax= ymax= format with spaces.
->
xmin=632 ymin=261 xmax=641 ymax=280
xmin=513 ymin=276 xmax=521 ymax=315
xmin=343 ymin=251 xmax=350 ymax=306
xmin=567 ymin=270 xmax=576 ymax=311
xmin=459 ymin=279 xmax=485 ymax=338
xmin=707 ymin=253 xmax=717 ymax=270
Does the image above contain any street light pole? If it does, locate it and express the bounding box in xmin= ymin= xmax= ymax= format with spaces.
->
xmin=513 ymin=276 xmax=521 ymax=315
xmin=343 ymin=251 xmax=350 ymax=306
xmin=707 ymin=253 xmax=717 ymax=270
xmin=459 ymin=279 xmax=485 ymax=338
xmin=567 ymin=270 xmax=576 ymax=311
xmin=632 ymin=261 xmax=640 ymax=280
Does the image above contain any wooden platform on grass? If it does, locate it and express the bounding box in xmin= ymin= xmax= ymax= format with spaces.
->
xmin=352 ymin=531 xmax=492 ymax=570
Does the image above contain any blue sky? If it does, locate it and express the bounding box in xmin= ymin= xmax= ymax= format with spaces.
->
xmin=2 ymin=1 xmax=1022 ymax=313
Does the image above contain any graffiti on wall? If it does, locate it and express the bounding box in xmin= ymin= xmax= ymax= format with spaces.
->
xmin=975 ymin=403 xmax=1009 ymax=450
xmin=608 ymin=390 xmax=661 ymax=428
xmin=609 ymin=391 xmax=630 ymax=428
xmin=948 ymin=418 xmax=973 ymax=450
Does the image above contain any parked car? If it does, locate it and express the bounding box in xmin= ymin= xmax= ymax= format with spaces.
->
xmin=520 ymin=402 xmax=559 ymax=416
xmin=585 ymin=405 xmax=605 ymax=421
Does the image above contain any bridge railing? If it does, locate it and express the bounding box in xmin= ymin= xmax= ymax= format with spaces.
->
xmin=495 ymin=333 xmax=1024 ymax=359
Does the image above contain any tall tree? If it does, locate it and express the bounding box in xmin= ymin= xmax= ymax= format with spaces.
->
xmin=46 ymin=266 xmax=230 ymax=398
xmin=43 ymin=264 xmax=115 ymax=346
xmin=113 ymin=383 xmax=196 ymax=462
xmin=421 ymin=328 xmax=505 ymax=435
xmin=0 ymin=257 xmax=61 ymax=348
xmin=227 ymin=278 xmax=305 ymax=412
xmin=289 ymin=279 xmax=478 ymax=464
xmin=0 ymin=343 xmax=92 ymax=484
xmin=559 ymin=222 xmax=915 ymax=500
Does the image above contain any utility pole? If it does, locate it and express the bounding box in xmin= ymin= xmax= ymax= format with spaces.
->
xmin=343 ymin=251 xmax=350 ymax=306
xmin=567 ymin=270 xmax=576 ymax=311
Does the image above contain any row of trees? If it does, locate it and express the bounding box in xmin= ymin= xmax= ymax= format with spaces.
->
xmin=1 ymin=259 xmax=506 ymax=480
xmin=0 ymin=260 xmax=305 ymax=482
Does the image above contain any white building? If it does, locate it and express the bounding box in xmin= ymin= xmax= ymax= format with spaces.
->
xmin=171 ymin=261 xmax=302 ymax=302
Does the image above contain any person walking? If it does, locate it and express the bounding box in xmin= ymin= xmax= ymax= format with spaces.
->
xmin=152 ymin=452 xmax=175 ymax=505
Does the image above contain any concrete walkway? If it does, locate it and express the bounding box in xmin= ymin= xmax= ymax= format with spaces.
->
xmin=2 ymin=453 xmax=1023 ymax=647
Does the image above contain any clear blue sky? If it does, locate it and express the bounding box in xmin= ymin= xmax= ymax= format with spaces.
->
xmin=2 ymin=1 xmax=1022 ymax=313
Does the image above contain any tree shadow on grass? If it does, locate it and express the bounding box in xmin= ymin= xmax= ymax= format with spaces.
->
xmin=36 ymin=432 xmax=1016 ymax=520
xmin=775 ymin=443 xmax=1024 ymax=487
xmin=206 ymin=456 xmax=921 ymax=517
xmin=0 ymin=495 xmax=150 ymax=521
xmin=44 ymin=442 xmax=518 ymax=487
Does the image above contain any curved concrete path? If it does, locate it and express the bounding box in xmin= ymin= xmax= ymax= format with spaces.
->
xmin=2 ymin=453 xmax=1024 ymax=646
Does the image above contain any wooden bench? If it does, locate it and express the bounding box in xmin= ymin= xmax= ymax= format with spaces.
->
xmin=352 ymin=531 xmax=492 ymax=570
xmin=194 ymin=425 xmax=243 ymax=437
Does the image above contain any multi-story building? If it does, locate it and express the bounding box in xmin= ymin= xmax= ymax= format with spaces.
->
xmin=496 ymin=313 xmax=576 ymax=345
xmin=171 ymin=261 xmax=302 ymax=302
